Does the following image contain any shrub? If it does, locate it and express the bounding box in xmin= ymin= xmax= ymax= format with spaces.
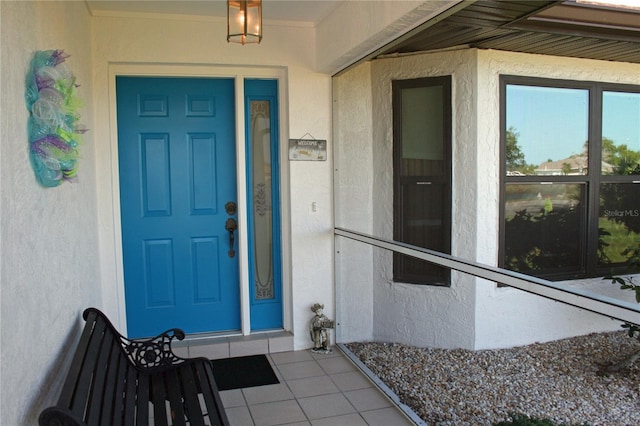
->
xmin=494 ymin=413 xmax=560 ymax=426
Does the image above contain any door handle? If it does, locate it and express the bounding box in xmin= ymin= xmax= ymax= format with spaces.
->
xmin=225 ymin=201 xmax=237 ymax=215
xmin=225 ymin=218 xmax=237 ymax=258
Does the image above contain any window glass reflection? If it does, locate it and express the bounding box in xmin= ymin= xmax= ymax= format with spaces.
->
xmin=602 ymin=91 xmax=640 ymax=175
xmin=504 ymin=183 xmax=585 ymax=275
xmin=599 ymin=183 xmax=640 ymax=267
xmin=396 ymin=182 xmax=448 ymax=285
xmin=505 ymin=85 xmax=589 ymax=176
xmin=401 ymin=86 xmax=444 ymax=177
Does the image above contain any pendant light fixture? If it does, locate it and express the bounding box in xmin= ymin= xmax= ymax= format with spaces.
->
xmin=227 ymin=0 xmax=262 ymax=45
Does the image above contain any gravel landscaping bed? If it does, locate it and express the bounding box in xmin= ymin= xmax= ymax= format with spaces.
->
xmin=346 ymin=331 xmax=640 ymax=425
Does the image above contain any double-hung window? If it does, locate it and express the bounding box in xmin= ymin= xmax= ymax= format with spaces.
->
xmin=393 ymin=76 xmax=452 ymax=286
xmin=500 ymin=76 xmax=640 ymax=280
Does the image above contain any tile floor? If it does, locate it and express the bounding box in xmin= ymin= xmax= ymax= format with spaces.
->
xmin=218 ymin=348 xmax=415 ymax=426
xmin=173 ymin=334 xmax=416 ymax=425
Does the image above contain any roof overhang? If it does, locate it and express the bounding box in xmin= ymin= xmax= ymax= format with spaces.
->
xmin=375 ymin=0 xmax=640 ymax=64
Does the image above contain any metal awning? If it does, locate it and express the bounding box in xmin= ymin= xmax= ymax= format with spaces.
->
xmin=375 ymin=0 xmax=640 ymax=64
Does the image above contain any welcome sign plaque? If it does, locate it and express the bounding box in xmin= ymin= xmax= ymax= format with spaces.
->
xmin=289 ymin=139 xmax=327 ymax=161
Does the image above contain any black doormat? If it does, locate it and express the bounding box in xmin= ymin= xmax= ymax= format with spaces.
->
xmin=210 ymin=354 xmax=279 ymax=391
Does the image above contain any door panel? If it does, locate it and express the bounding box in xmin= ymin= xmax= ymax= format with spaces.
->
xmin=117 ymin=77 xmax=239 ymax=338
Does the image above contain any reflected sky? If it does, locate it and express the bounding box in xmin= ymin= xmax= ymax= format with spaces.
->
xmin=506 ymin=85 xmax=640 ymax=167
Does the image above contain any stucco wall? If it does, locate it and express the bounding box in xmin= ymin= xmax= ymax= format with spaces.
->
xmin=0 ymin=1 xmax=99 ymax=423
xmin=333 ymin=62 xmax=375 ymax=342
xmin=334 ymin=49 xmax=479 ymax=349
xmin=334 ymin=48 xmax=640 ymax=351
xmin=473 ymin=49 xmax=640 ymax=349
xmin=369 ymin=50 xmax=478 ymax=349
xmin=91 ymin=14 xmax=334 ymax=350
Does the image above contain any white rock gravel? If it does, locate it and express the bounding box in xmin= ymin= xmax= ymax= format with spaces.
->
xmin=346 ymin=331 xmax=640 ymax=425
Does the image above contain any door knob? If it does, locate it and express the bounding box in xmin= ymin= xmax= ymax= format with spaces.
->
xmin=225 ymin=201 xmax=237 ymax=216
xmin=225 ymin=218 xmax=237 ymax=258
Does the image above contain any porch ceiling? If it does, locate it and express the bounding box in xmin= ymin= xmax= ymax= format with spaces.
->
xmin=376 ymin=0 xmax=640 ymax=64
xmin=86 ymin=1 xmax=640 ymax=65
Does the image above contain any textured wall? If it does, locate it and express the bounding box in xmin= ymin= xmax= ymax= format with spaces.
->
xmin=369 ymin=50 xmax=478 ymax=349
xmin=0 ymin=2 xmax=99 ymax=424
xmin=333 ymin=62 xmax=375 ymax=342
xmin=333 ymin=47 xmax=640 ymax=350
xmin=473 ymin=49 xmax=640 ymax=349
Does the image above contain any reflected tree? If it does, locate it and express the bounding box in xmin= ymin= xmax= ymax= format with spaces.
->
xmin=506 ymin=127 xmax=536 ymax=174
xmin=600 ymin=185 xmax=640 ymax=233
xmin=599 ymin=138 xmax=640 ymax=374
xmin=505 ymin=207 xmax=581 ymax=274
xmin=603 ymin=137 xmax=640 ymax=175
xmin=599 ymin=137 xmax=640 ymax=266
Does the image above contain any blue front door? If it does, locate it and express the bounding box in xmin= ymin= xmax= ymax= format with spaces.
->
xmin=117 ymin=76 xmax=240 ymax=338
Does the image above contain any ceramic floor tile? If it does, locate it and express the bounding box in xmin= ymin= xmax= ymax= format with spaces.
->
xmin=225 ymin=405 xmax=255 ymax=425
xmin=297 ymin=393 xmax=356 ymax=420
xmin=248 ymin=400 xmax=308 ymax=426
xmin=242 ymin=382 xmax=294 ymax=405
xmin=310 ymin=413 xmax=368 ymax=426
xmin=229 ymin=337 xmax=269 ymax=357
xmin=277 ymin=360 xmax=326 ymax=381
xmin=343 ymin=388 xmax=392 ymax=412
xmin=359 ymin=407 xmax=415 ymax=426
xmin=269 ymin=334 xmax=294 ymax=353
xmin=219 ymin=388 xmax=246 ymax=408
xmin=269 ymin=350 xmax=314 ymax=365
xmin=316 ymin=356 xmax=357 ymax=375
xmin=310 ymin=348 xmax=342 ymax=359
xmin=214 ymin=346 xmax=415 ymax=425
xmin=329 ymin=371 xmax=373 ymax=392
xmin=190 ymin=341 xmax=230 ymax=359
xmin=286 ymin=375 xmax=340 ymax=398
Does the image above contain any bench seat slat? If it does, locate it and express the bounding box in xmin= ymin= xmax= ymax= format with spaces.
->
xmin=57 ymin=310 xmax=99 ymax=408
xmin=86 ymin=329 xmax=114 ymax=425
xmin=165 ymin=367 xmax=188 ymax=425
xmin=178 ymin=362 xmax=206 ymax=426
xmin=69 ymin=318 xmax=108 ymax=418
xmin=135 ymin=371 xmax=150 ymax=425
xmin=153 ymin=373 xmax=171 ymax=426
xmin=99 ymin=338 xmax=123 ymax=425
xmin=121 ymin=363 xmax=137 ymax=425
xmin=194 ymin=360 xmax=229 ymax=426
xmin=110 ymin=350 xmax=128 ymax=426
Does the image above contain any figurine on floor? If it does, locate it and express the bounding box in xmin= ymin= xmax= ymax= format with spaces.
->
xmin=309 ymin=303 xmax=334 ymax=354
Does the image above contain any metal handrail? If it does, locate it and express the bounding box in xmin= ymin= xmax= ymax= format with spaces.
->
xmin=335 ymin=227 xmax=640 ymax=326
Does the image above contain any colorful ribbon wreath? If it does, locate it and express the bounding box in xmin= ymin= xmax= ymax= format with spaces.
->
xmin=25 ymin=50 xmax=85 ymax=187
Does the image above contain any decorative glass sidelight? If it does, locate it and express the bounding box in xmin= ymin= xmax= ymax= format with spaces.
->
xmin=250 ymin=100 xmax=274 ymax=299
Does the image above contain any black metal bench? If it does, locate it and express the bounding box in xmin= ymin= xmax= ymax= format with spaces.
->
xmin=39 ymin=307 xmax=229 ymax=426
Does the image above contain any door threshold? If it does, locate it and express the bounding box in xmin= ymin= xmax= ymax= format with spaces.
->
xmin=173 ymin=330 xmax=293 ymax=359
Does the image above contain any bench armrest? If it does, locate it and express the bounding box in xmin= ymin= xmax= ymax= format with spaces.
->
xmin=119 ymin=327 xmax=188 ymax=372
xmin=83 ymin=308 xmax=188 ymax=373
